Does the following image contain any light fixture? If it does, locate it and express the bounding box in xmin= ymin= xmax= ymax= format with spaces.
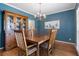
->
xmin=34 ymin=3 xmax=46 ymax=20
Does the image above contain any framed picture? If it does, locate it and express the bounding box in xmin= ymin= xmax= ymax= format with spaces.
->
xmin=45 ymin=20 xmax=60 ymax=29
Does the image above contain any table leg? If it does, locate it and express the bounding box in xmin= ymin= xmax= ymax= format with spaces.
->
xmin=37 ymin=44 xmax=39 ymax=56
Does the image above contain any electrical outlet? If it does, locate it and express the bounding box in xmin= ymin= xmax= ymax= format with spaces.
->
xmin=69 ymin=38 xmax=71 ymax=41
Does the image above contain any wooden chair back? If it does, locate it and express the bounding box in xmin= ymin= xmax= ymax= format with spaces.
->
xmin=28 ymin=30 xmax=32 ymax=38
xmin=28 ymin=29 xmax=35 ymax=39
xmin=48 ymin=29 xmax=52 ymax=38
xmin=14 ymin=30 xmax=28 ymax=55
xmin=48 ymin=29 xmax=57 ymax=49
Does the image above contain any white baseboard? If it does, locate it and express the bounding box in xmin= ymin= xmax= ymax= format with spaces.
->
xmin=0 ymin=47 xmax=4 ymax=50
xmin=56 ymin=40 xmax=76 ymax=46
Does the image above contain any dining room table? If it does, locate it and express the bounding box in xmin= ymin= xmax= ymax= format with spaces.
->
xmin=26 ymin=35 xmax=49 ymax=56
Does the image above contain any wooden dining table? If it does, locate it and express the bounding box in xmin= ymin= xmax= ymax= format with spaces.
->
xmin=26 ymin=35 xmax=49 ymax=56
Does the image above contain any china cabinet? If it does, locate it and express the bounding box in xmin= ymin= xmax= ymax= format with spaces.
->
xmin=4 ymin=11 xmax=28 ymax=50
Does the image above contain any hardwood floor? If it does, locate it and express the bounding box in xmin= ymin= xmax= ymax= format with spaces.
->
xmin=54 ymin=42 xmax=77 ymax=56
xmin=0 ymin=41 xmax=78 ymax=56
xmin=40 ymin=41 xmax=78 ymax=56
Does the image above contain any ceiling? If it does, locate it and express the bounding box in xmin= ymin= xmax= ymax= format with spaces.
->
xmin=5 ymin=3 xmax=76 ymax=16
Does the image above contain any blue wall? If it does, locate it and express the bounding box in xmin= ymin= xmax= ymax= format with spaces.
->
xmin=46 ymin=9 xmax=76 ymax=43
xmin=35 ymin=18 xmax=48 ymax=35
xmin=0 ymin=10 xmax=3 ymax=48
xmin=35 ymin=9 xmax=76 ymax=43
xmin=0 ymin=3 xmax=34 ymax=48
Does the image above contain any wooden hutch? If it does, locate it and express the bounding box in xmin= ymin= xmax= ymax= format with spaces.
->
xmin=4 ymin=11 xmax=28 ymax=50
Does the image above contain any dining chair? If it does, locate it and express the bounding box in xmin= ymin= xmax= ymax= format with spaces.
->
xmin=40 ymin=29 xmax=57 ymax=56
xmin=14 ymin=30 xmax=38 ymax=56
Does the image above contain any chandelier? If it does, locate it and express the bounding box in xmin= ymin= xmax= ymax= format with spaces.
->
xmin=34 ymin=3 xmax=46 ymax=20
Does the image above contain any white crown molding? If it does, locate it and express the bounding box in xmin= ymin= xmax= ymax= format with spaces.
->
xmin=46 ymin=7 xmax=75 ymax=15
xmin=3 ymin=3 xmax=34 ymax=16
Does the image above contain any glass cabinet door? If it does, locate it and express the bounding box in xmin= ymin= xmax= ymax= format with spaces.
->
xmin=6 ymin=15 xmax=14 ymax=31
xmin=22 ymin=18 xmax=27 ymax=30
xmin=15 ymin=17 xmax=21 ymax=30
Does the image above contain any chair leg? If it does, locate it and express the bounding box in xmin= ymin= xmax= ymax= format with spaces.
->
xmin=52 ymin=49 xmax=54 ymax=56
xmin=40 ymin=47 xmax=42 ymax=56
xmin=48 ymin=51 xmax=50 ymax=56
xmin=34 ymin=51 xmax=37 ymax=56
xmin=51 ymin=43 xmax=55 ymax=56
xmin=51 ymin=47 xmax=55 ymax=56
xmin=47 ymin=50 xmax=50 ymax=56
xmin=35 ymin=50 xmax=38 ymax=56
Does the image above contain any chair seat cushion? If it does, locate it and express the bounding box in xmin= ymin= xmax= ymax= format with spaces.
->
xmin=27 ymin=41 xmax=37 ymax=55
xmin=27 ymin=40 xmax=36 ymax=46
xmin=28 ymin=46 xmax=37 ymax=55
xmin=41 ymin=42 xmax=55 ymax=50
xmin=41 ymin=42 xmax=48 ymax=49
